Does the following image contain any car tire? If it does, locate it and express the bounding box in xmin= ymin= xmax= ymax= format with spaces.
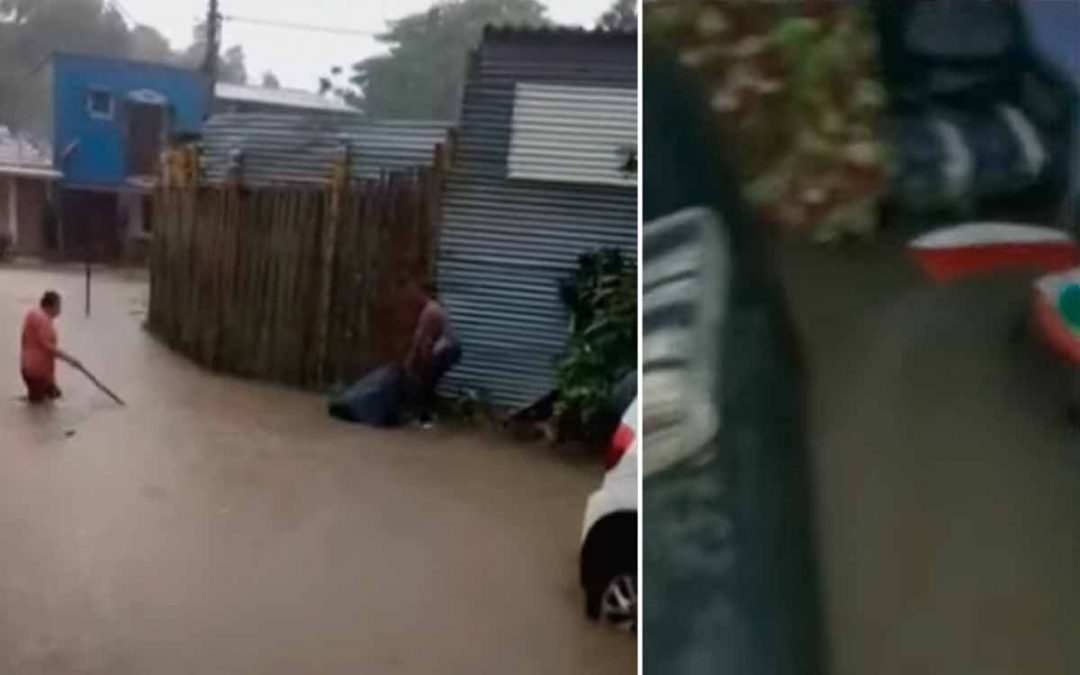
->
xmin=581 ymin=514 xmax=637 ymax=631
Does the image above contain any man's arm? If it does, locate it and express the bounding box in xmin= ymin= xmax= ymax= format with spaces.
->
xmin=55 ymin=348 xmax=82 ymax=368
xmin=404 ymin=312 xmax=428 ymax=371
xmin=41 ymin=333 xmax=81 ymax=368
xmin=405 ymin=307 xmax=438 ymax=372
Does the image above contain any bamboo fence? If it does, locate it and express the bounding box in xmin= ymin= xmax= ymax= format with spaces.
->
xmin=148 ymin=149 xmax=444 ymax=389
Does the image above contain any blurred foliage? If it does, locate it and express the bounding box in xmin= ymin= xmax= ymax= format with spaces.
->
xmin=647 ymin=0 xmax=890 ymax=243
xmin=598 ymin=0 xmax=638 ymax=32
xmin=554 ymin=249 xmax=637 ymax=441
xmin=447 ymin=387 xmax=499 ymax=428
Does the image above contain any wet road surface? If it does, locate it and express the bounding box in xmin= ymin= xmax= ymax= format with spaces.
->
xmin=781 ymin=239 xmax=1080 ymax=675
xmin=0 ymin=266 xmax=634 ymax=674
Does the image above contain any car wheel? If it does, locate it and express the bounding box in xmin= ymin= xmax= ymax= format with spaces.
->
xmin=593 ymin=572 xmax=637 ymax=632
xmin=582 ymin=515 xmax=637 ymax=632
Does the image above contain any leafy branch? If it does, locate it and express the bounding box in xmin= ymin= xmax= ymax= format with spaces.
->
xmin=553 ymin=249 xmax=637 ymax=442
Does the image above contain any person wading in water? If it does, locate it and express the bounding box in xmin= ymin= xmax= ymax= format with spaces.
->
xmin=20 ymin=291 xmax=82 ymax=404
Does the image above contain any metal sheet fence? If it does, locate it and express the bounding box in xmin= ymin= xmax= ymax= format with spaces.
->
xmin=147 ymin=161 xmax=443 ymax=389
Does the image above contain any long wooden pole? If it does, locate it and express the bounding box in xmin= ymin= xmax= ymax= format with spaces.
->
xmin=85 ymin=259 xmax=91 ymax=317
xmin=73 ymin=362 xmax=126 ymax=406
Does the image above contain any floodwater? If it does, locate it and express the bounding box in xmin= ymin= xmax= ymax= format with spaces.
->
xmin=782 ymin=238 xmax=1080 ymax=675
xmin=0 ymin=266 xmax=634 ymax=674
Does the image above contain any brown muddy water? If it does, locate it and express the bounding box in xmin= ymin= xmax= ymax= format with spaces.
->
xmin=0 ymin=266 xmax=634 ymax=674
xmin=781 ymin=239 xmax=1080 ymax=675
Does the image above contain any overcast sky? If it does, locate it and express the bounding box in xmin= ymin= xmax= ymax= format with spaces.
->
xmin=119 ymin=0 xmax=616 ymax=91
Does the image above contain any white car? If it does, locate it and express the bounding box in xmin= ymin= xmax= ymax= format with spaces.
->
xmin=580 ymin=396 xmax=639 ymax=631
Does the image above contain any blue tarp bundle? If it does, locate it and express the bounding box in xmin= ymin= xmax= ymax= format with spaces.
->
xmin=328 ymin=366 xmax=408 ymax=428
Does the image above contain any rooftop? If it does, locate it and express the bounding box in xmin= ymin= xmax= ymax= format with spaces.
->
xmin=483 ymin=25 xmax=637 ymax=41
xmin=0 ymin=127 xmax=59 ymax=179
xmin=52 ymin=51 xmax=206 ymax=77
xmin=215 ymin=83 xmax=360 ymax=114
xmin=200 ymin=113 xmax=454 ymax=186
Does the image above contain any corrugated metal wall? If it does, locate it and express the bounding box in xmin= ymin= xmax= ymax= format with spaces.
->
xmin=508 ymin=83 xmax=637 ymax=187
xmin=200 ymin=114 xmax=453 ymax=186
xmin=439 ymin=29 xmax=637 ymax=408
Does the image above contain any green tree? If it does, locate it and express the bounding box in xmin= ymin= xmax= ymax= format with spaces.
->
xmin=0 ymin=0 xmax=129 ymax=61
xmin=597 ymin=0 xmax=637 ymax=32
xmin=129 ymin=24 xmax=174 ymax=63
xmin=330 ymin=0 xmax=549 ymax=119
xmin=0 ymin=1 xmax=250 ymax=136
xmin=180 ymin=20 xmax=248 ymax=85
xmin=318 ymin=65 xmax=361 ymax=108
xmin=220 ymin=45 xmax=247 ymax=85
xmin=0 ymin=0 xmax=131 ymax=136
xmin=261 ymin=71 xmax=281 ymax=89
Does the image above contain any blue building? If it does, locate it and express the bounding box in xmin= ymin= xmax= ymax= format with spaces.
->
xmin=39 ymin=53 xmax=208 ymax=259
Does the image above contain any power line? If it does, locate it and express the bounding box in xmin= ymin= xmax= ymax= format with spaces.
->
xmin=222 ymin=15 xmax=380 ymax=37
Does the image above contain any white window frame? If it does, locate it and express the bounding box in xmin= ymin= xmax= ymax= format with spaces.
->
xmin=87 ymin=88 xmax=115 ymax=121
xmin=507 ymin=83 xmax=638 ymax=188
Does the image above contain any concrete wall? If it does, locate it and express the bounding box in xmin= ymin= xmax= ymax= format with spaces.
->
xmin=0 ymin=176 xmax=48 ymax=257
xmin=16 ymin=178 xmax=48 ymax=256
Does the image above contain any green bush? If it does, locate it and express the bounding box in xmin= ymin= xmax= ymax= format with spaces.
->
xmin=554 ymin=249 xmax=637 ymax=441
xmin=647 ymin=1 xmax=889 ymax=243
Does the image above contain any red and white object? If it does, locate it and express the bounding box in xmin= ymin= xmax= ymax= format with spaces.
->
xmin=580 ymin=397 xmax=639 ymax=630
xmin=1032 ymin=269 xmax=1080 ymax=366
xmin=583 ymin=397 xmax=639 ymax=539
xmin=908 ymin=223 xmax=1080 ymax=283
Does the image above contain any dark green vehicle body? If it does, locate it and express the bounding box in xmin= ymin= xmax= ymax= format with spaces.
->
xmin=642 ymin=47 xmax=826 ymax=675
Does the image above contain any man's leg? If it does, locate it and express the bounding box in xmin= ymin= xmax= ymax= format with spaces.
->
xmin=420 ymin=344 xmax=462 ymax=424
xmin=417 ymin=382 xmax=437 ymax=425
xmin=25 ymin=378 xmax=45 ymax=404
xmin=23 ymin=374 xmax=59 ymax=404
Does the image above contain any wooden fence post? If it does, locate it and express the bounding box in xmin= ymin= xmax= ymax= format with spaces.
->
xmin=148 ymin=143 xmax=445 ymax=391
xmin=314 ymin=147 xmax=350 ymax=385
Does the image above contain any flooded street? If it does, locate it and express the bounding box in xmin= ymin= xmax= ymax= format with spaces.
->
xmin=782 ymin=239 xmax=1080 ymax=675
xmin=0 ymin=266 xmax=634 ymax=674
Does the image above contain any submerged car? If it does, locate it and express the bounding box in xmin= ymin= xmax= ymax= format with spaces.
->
xmin=580 ymin=395 xmax=639 ymax=631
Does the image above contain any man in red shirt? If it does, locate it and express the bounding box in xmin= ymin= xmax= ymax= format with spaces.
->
xmin=404 ymin=281 xmax=461 ymax=426
xmin=21 ymin=291 xmax=81 ymax=404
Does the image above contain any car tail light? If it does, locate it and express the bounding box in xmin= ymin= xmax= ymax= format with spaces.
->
xmin=607 ymin=423 xmax=635 ymax=470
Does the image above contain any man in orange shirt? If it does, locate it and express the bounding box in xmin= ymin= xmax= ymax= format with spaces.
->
xmin=21 ymin=291 xmax=81 ymax=404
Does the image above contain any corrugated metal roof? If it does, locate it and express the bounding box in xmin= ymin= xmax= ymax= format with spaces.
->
xmin=0 ymin=126 xmax=60 ymax=179
xmin=438 ymin=31 xmax=637 ymax=408
xmin=483 ymin=25 xmax=637 ymax=41
xmin=215 ymin=83 xmax=359 ymax=113
xmin=200 ymin=114 xmax=454 ymax=186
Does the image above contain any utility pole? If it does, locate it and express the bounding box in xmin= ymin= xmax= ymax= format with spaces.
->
xmin=203 ymin=0 xmax=221 ymax=86
xmin=201 ymin=0 xmax=220 ymax=116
